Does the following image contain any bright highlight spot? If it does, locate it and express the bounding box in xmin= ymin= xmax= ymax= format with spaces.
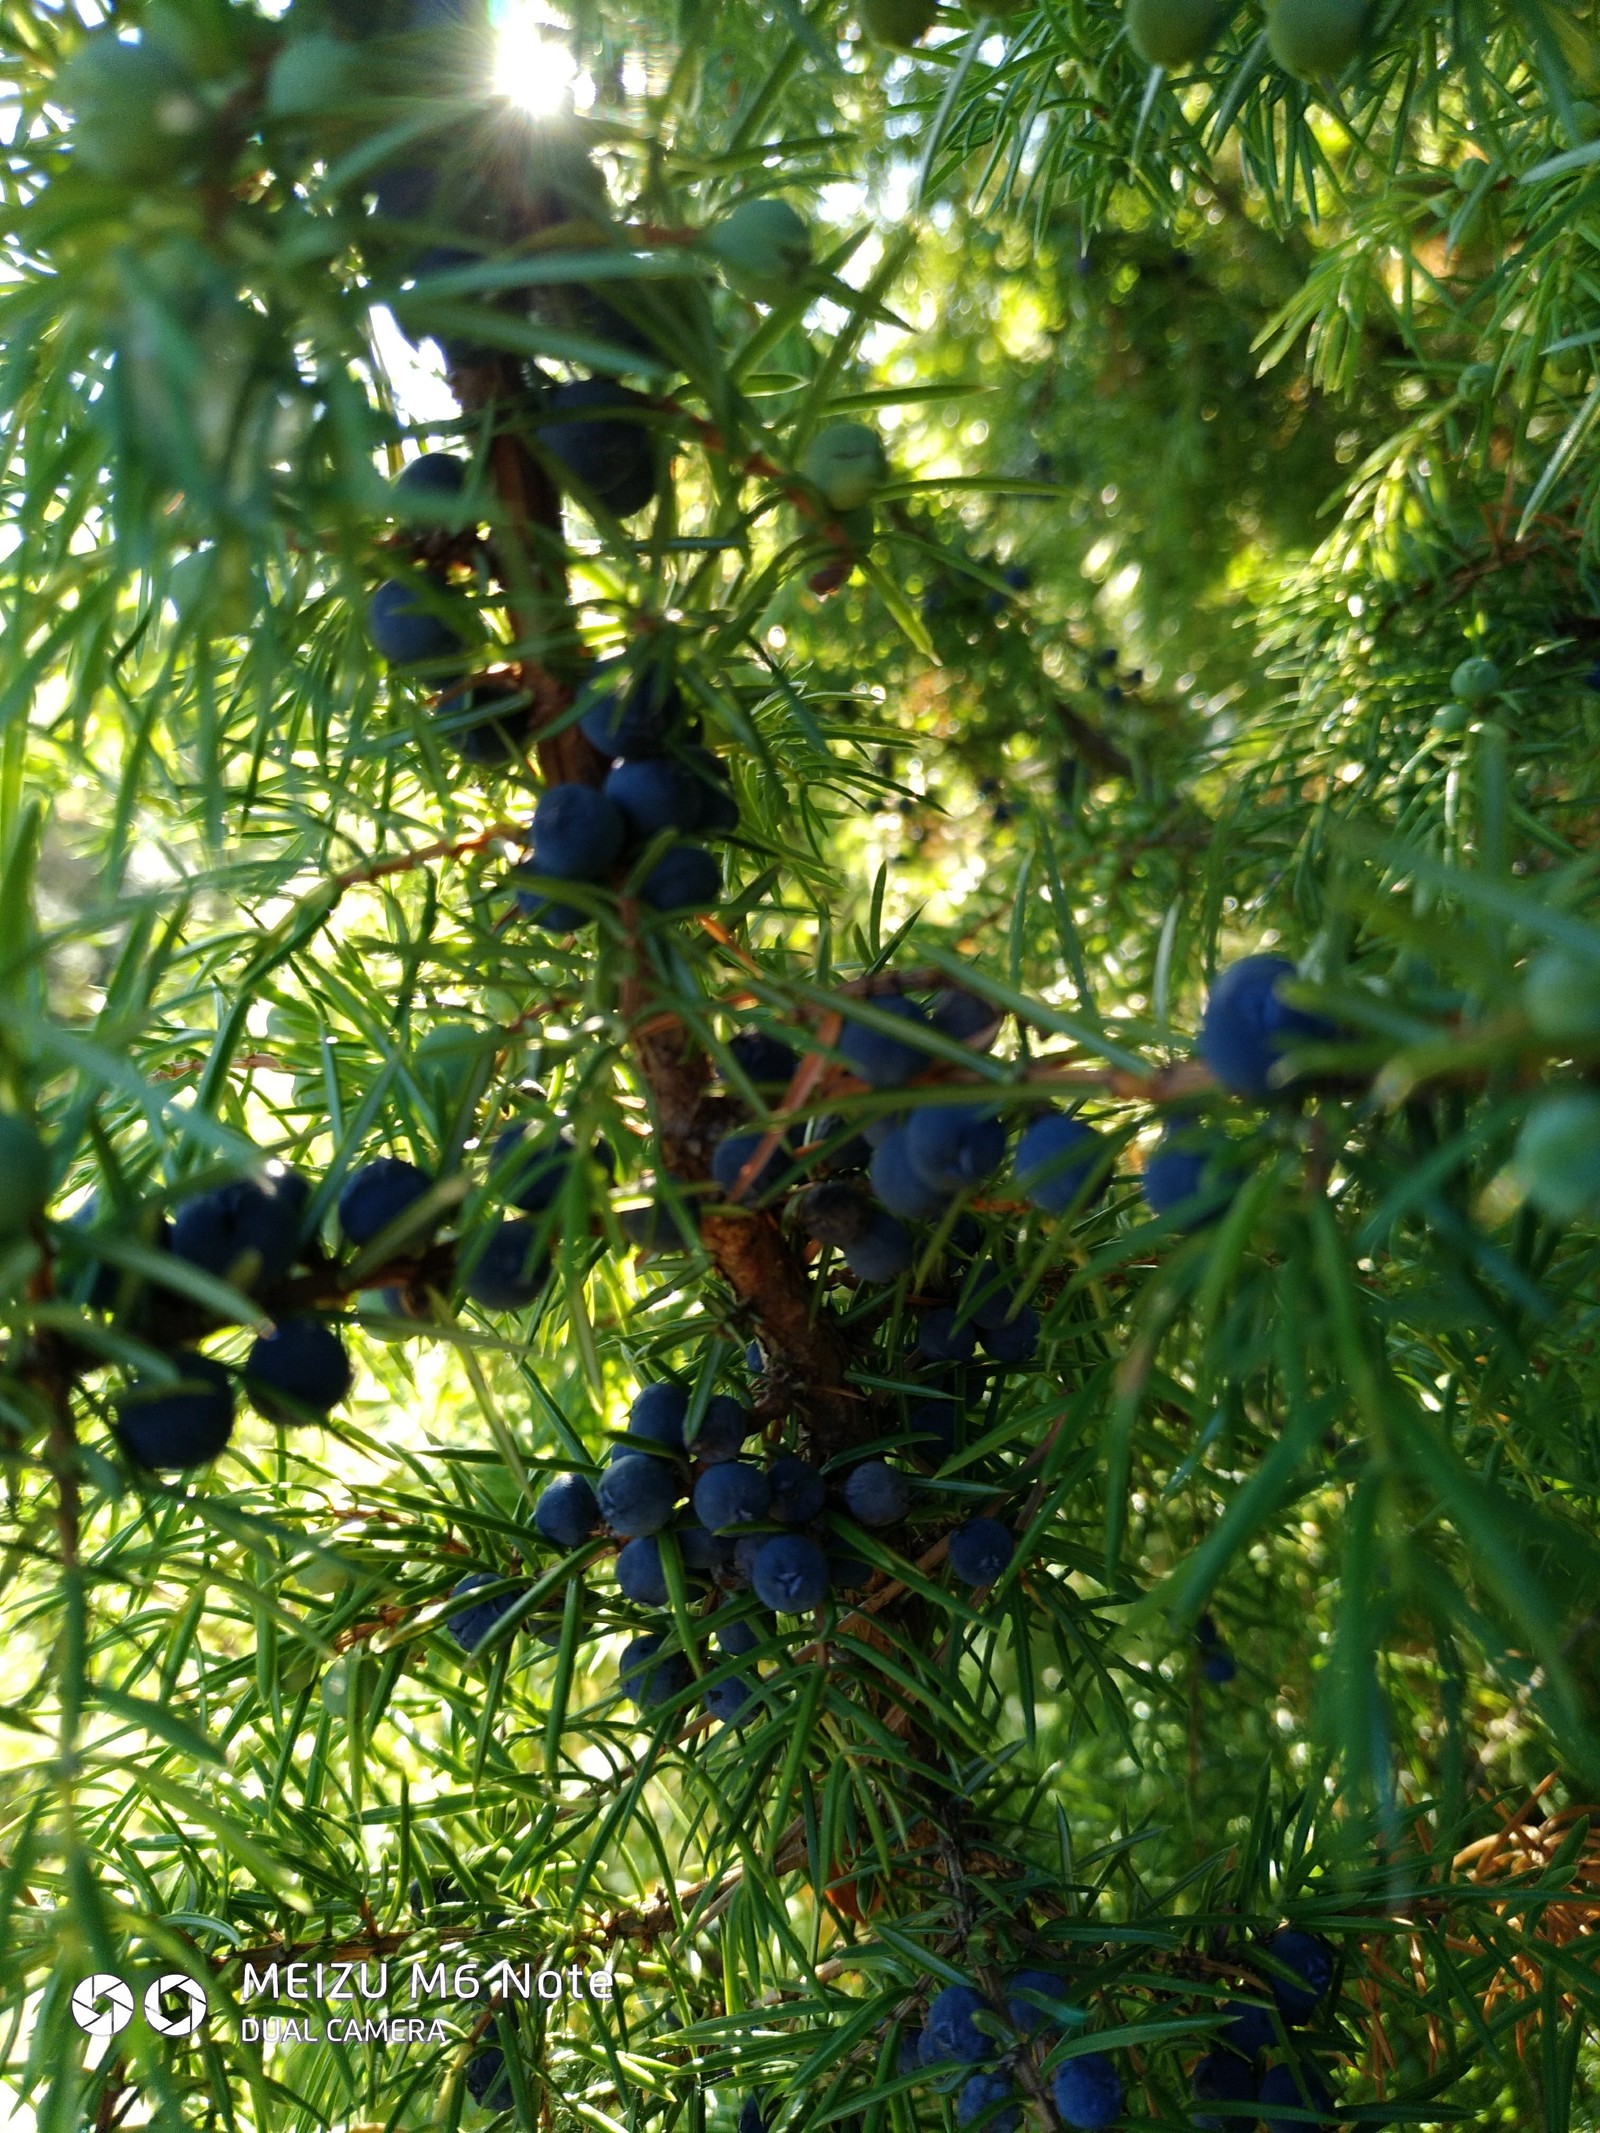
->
xmin=493 ymin=0 xmax=583 ymax=116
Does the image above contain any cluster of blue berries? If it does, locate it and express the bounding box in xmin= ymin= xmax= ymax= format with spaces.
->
xmin=898 ymin=1971 xmax=1122 ymax=2133
xmin=440 ymin=1358 xmax=1024 ymax=1707
xmin=513 ymin=656 xmax=739 ymax=928
xmin=103 ymin=1165 xmax=353 ymax=1472
xmin=98 ymin=1119 xmax=598 ymax=1471
xmin=698 ymin=959 xmax=1328 ymax=1280
xmin=1191 ymin=1930 xmax=1338 ymax=2132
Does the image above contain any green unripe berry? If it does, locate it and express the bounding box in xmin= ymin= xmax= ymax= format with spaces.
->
xmin=1125 ymin=0 xmax=1224 ymax=68
xmin=1571 ymin=100 xmax=1600 ymax=144
xmin=0 ymin=1118 xmax=49 ymax=1238
xmin=1513 ymin=1090 xmax=1600 ymax=1223
xmin=1525 ymin=948 xmax=1600 ymax=1041
xmin=414 ymin=1019 xmax=496 ymax=1103
xmin=707 ymin=199 xmax=814 ymax=304
xmin=280 ymin=1651 xmax=317 ymax=1696
xmin=56 ymin=32 xmax=206 ymax=183
xmin=1458 ymin=362 xmax=1495 ymax=402
xmin=1266 ymin=0 xmax=1367 ymax=78
xmin=266 ymin=35 xmax=358 ymax=119
xmin=321 ymin=1654 xmax=358 ymax=1716
xmin=1451 ymin=655 xmax=1502 ymax=703
xmin=294 ymin=1543 xmax=355 ymax=1596
xmin=1429 ymin=700 xmax=1471 ymax=737
xmin=859 ymin=0 xmax=940 ymax=49
xmin=799 ymin=424 xmax=890 ymax=511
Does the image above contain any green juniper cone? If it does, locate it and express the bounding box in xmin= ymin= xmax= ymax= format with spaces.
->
xmin=1124 ymin=0 xmax=1225 ymax=69
xmin=6 ymin=0 xmax=1600 ymax=2128
xmin=1266 ymin=0 xmax=1370 ymax=78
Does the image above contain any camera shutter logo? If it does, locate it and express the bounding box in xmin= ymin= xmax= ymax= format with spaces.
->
xmin=144 ymin=1974 xmax=208 ymax=2038
xmin=70 ymin=1975 xmax=134 ymax=2038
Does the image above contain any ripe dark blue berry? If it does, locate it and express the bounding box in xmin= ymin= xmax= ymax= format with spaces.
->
xmin=598 ymin=1454 xmax=680 ymax=1536
xmin=679 ymin=1523 xmax=731 ymax=1573
xmin=948 ymin=1517 xmax=1014 ymax=1586
xmin=536 ymin=377 xmax=658 ymax=517
xmin=465 ymin=2048 xmax=514 ymax=2110
xmin=982 ymin=1309 xmax=1039 ymax=1366
xmin=908 ymin=1398 xmax=959 ymax=1458
xmin=919 ymin=1305 xmax=977 ymax=1363
xmin=490 ymin=1125 xmax=613 ymax=1214
xmin=870 ymin=1129 xmax=952 ymax=1220
xmin=513 ymin=879 xmax=590 ymax=931
xmin=531 ymin=782 xmax=627 ymax=881
xmin=640 ymin=844 xmax=721 ymax=911
xmin=464 ymin=1219 xmax=549 ymax=1309
xmin=173 ymin=1172 xmax=305 ymax=1292
xmin=843 ymin=1210 xmax=912 ymax=1281
xmin=1192 ymin=2049 xmax=1258 ymax=2129
xmin=605 ymin=757 xmax=703 ymax=837
xmin=244 ymin=1318 xmax=352 ymax=1424
xmin=534 ymin=1472 xmax=599 ymax=1549
xmin=115 ymin=1353 xmax=235 ymax=1470
xmin=957 ymin=2071 xmax=1019 ymax=2133
xmin=715 ymin=1609 xmax=764 ymax=1657
xmin=684 ymin=746 xmax=740 ymax=832
xmin=711 ymin=1131 xmax=793 ymax=1199
xmin=799 ymin=1181 xmax=874 ymax=1246
xmin=446 ymin=1571 xmax=525 ymax=1654
xmin=628 ymin=1382 xmax=689 ymax=1451
xmin=751 ymin=1532 xmax=830 ymax=1611
xmin=394 ymin=450 xmax=467 ymax=503
xmin=618 ymin=1196 xmax=697 ymax=1249
xmin=577 ymin=661 xmax=683 ymax=759
xmin=338 ymin=1158 xmax=434 ymax=1249
xmin=74 ymin=1198 xmax=172 ymax=1311
xmin=1200 ymin=955 xmax=1334 ymax=1098
xmin=929 ymin=986 xmax=998 ymax=1044
xmin=839 ymin=995 xmax=930 ymax=1087
xmin=366 ymin=576 xmax=464 ymax=665
xmin=897 ymin=2029 xmax=925 ymax=2077
xmin=922 ymin=1985 xmax=993 ymax=2065
xmin=1142 ymin=1128 xmax=1240 ymax=1228
xmin=704 ymin=1673 xmax=754 ymax=1723
xmin=731 ymin=1530 xmax=766 ymax=1582
xmin=693 ymin=1460 xmax=771 ymax=1531
xmin=905 ymin=1104 xmax=1006 ymax=1191
xmin=843 ymin=1460 xmax=909 ymax=1526
xmin=433 ymin=680 xmax=531 ymax=763
xmin=1014 ymin=1112 xmax=1109 ymax=1214
xmin=728 ymin=1030 xmax=799 ymax=1088
xmin=1005 ymin=1970 xmax=1069 ymax=2034
xmin=768 ymin=1454 xmax=826 ymax=1524
xmin=1258 ymin=2061 xmax=1333 ymax=2132
xmin=737 ymin=2096 xmax=767 ymax=2133
xmin=1052 ymin=2054 xmax=1123 ymax=2130
xmin=1261 ymin=1930 xmax=1333 ymax=2025
xmin=617 ymin=1535 xmax=670 ymax=1606
xmin=1222 ymin=2000 xmax=1275 ymax=2056
xmin=689 ymin=1395 xmax=753 ymax=1463
xmin=618 ymin=1630 xmax=692 ymax=1707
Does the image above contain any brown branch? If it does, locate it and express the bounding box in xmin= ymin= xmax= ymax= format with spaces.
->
xmin=332 ymin=819 xmax=524 ymax=891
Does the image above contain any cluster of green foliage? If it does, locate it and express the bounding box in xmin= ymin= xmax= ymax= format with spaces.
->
xmin=6 ymin=0 xmax=1600 ymax=2128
